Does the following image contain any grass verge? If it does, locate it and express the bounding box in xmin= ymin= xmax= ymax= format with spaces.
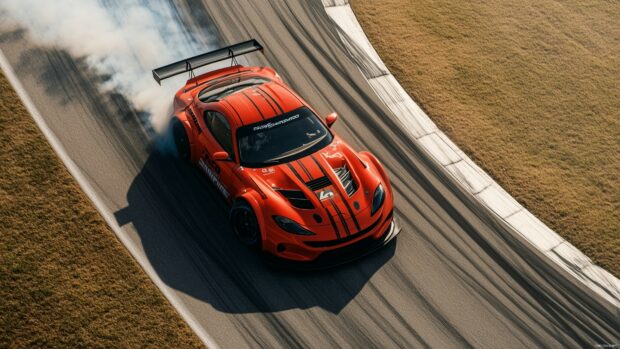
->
xmin=350 ymin=0 xmax=619 ymax=276
xmin=0 ymin=71 xmax=202 ymax=347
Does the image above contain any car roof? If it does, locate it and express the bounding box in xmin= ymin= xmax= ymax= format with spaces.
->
xmin=217 ymin=80 xmax=305 ymax=127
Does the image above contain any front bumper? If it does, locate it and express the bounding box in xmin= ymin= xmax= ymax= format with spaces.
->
xmin=262 ymin=215 xmax=401 ymax=270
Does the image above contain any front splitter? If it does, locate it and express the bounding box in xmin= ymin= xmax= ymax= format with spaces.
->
xmin=262 ymin=215 xmax=401 ymax=271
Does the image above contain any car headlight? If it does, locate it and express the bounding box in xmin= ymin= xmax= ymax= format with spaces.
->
xmin=371 ymin=184 xmax=385 ymax=215
xmin=273 ymin=216 xmax=315 ymax=236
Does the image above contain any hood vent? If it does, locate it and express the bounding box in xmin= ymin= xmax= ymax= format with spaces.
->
xmin=306 ymin=176 xmax=331 ymax=191
xmin=334 ymin=165 xmax=357 ymax=197
xmin=277 ymin=189 xmax=314 ymax=209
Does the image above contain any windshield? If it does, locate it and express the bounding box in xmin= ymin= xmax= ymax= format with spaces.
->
xmin=237 ymin=107 xmax=333 ymax=167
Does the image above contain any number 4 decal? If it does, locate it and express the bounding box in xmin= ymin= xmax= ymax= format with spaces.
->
xmin=318 ymin=189 xmax=334 ymax=201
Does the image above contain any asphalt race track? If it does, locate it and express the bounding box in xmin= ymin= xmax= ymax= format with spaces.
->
xmin=1 ymin=1 xmax=618 ymax=347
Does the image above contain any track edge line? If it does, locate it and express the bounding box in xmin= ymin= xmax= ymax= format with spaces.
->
xmin=0 ymin=49 xmax=220 ymax=349
xmin=321 ymin=0 xmax=619 ymax=308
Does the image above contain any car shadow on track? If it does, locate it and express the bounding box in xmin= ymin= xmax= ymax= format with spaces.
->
xmin=114 ymin=150 xmax=396 ymax=315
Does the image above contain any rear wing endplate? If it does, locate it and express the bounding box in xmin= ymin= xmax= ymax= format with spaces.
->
xmin=152 ymin=39 xmax=263 ymax=85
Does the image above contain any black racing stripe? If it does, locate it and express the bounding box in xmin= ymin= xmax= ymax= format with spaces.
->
xmin=310 ymin=154 xmax=328 ymax=177
xmin=288 ymin=162 xmax=340 ymax=239
xmin=286 ymin=163 xmax=304 ymax=182
xmin=241 ymin=90 xmax=265 ymax=120
xmin=311 ymin=155 xmax=360 ymax=231
xmin=329 ymin=198 xmax=350 ymax=236
xmin=253 ymin=87 xmax=277 ymax=116
xmin=324 ymin=206 xmax=341 ymax=239
xmin=222 ymin=99 xmax=244 ymax=125
xmin=278 ymin=83 xmax=305 ymax=105
xmin=340 ymin=194 xmax=360 ymax=231
xmin=341 ymin=194 xmax=360 ymax=231
xmin=257 ymin=86 xmax=284 ymax=114
xmin=297 ymin=160 xmax=313 ymax=181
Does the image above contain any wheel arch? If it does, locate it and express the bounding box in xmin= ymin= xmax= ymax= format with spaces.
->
xmin=171 ymin=111 xmax=200 ymax=163
xmin=233 ymin=192 xmax=267 ymax=243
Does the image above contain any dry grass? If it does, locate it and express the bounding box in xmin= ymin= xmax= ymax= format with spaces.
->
xmin=0 ymin=72 xmax=202 ymax=347
xmin=350 ymin=0 xmax=620 ymax=276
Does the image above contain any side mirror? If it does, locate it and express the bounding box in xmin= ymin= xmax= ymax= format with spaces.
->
xmin=212 ymin=151 xmax=230 ymax=161
xmin=325 ymin=112 xmax=338 ymax=128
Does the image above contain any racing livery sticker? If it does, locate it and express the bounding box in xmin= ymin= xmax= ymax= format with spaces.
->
xmin=261 ymin=167 xmax=276 ymax=175
xmin=318 ymin=189 xmax=335 ymax=201
xmin=198 ymin=158 xmax=230 ymax=199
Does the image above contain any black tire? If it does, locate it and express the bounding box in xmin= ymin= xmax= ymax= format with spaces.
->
xmin=230 ymin=200 xmax=261 ymax=248
xmin=172 ymin=118 xmax=191 ymax=162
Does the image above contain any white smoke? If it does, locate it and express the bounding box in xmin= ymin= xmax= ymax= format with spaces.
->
xmin=1 ymin=0 xmax=216 ymax=132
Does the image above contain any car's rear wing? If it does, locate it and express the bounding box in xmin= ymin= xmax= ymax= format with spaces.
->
xmin=152 ymin=39 xmax=263 ymax=85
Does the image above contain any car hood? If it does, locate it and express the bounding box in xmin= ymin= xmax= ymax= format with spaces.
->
xmin=246 ymin=138 xmax=382 ymax=235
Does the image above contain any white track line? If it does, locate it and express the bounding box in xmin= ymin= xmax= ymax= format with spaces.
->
xmin=0 ymin=49 xmax=219 ymax=349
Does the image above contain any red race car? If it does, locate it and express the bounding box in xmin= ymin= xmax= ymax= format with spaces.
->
xmin=153 ymin=40 xmax=399 ymax=268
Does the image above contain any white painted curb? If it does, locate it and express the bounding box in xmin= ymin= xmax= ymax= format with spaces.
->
xmin=0 ymin=50 xmax=219 ymax=349
xmin=322 ymin=0 xmax=619 ymax=307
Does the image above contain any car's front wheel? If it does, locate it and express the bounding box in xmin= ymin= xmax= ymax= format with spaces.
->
xmin=230 ymin=200 xmax=261 ymax=248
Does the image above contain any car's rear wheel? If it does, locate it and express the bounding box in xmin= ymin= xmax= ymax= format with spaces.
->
xmin=230 ymin=200 xmax=261 ymax=248
xmin=172 ymin=117 xmax=191 ymax=162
